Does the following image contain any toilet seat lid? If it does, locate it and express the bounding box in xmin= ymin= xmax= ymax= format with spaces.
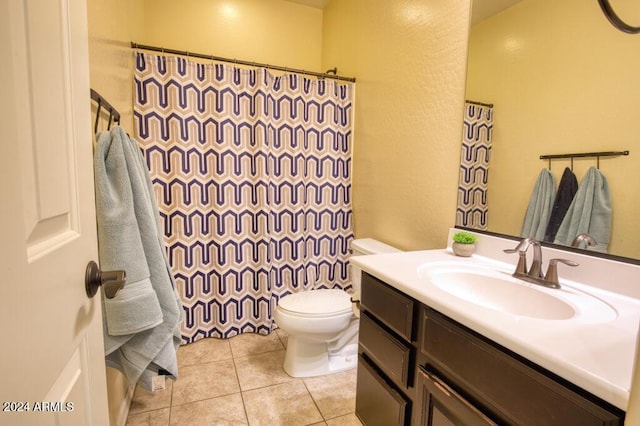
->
xmin=278 ymin=289 xmax=352 ymax=316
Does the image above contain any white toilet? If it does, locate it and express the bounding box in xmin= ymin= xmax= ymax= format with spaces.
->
xmin=274 ymin=238 xmax=400 ymax=377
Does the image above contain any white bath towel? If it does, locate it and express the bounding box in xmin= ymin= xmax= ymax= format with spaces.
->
xmin=94 ymin=126 xmax=183 ymax=391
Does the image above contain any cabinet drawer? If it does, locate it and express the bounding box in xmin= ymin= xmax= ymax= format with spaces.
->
xmin=361 ymin=272 xmax=415 ymax=341
xmin=356 ymin=354 xmax=409 ymax=426
xmin=359 ymin=312 xmax=412 ymax=387
xmin=418 ymin=367 xmax=497 ymax=426
xmin=422 ymin=308 xmax=624 ymax=425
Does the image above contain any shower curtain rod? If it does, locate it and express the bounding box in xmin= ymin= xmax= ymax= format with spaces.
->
xmin=131 ymin=42 xmax=356 ymax=83
xmin=465 ymin=99 xmax=494 ymax=108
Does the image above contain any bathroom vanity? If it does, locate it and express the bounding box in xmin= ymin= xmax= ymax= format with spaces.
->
xmin=352 ymin=231 xmax=639 ymax=425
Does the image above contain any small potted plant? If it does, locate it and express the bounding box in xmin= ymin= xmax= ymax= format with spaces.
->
xmin=451 ymin=231 xmax=477 ymax=257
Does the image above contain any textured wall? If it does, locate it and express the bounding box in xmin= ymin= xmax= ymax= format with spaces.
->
xmin=322 ymin=0 xmax=471 ymax=251
xmin=88 ymin=0 xmax=145 ymax=133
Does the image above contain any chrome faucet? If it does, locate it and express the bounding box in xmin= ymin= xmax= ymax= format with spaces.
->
xmin=572 ymin=233 xmax=597 ymax=249
xmin=504 ymin=237 xmax=578 ymax=289
xmin=515 ymin=237 xmax=544 ymax=279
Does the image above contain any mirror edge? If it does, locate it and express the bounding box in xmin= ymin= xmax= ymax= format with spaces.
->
xmin=454 ymin=225 xmax=640 ymax=266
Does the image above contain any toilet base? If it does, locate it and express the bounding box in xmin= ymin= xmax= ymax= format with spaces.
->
xmin=283 ymin=338 xmax=358 ymax=378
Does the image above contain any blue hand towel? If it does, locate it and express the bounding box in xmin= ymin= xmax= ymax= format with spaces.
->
xmin=94 ymin=126 xmax=183 ymax=392
xmin=554 ymin=167 xmax=612 ymax=253
xmin=520 ymin=169 xmax=557 ymax=241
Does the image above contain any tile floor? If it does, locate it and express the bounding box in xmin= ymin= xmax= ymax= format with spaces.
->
xmin=125 ymin=329 xmax=363 ymax=425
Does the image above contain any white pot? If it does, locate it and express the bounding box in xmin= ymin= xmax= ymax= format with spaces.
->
xmin=452 ymin=242 xmax=476 ymax=257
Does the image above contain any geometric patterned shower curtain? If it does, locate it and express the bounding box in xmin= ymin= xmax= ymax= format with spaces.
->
xmin=133 ymin=53 xmax=354 ymax=343
xmin=456 ymin=101 xmax=494 ymax=230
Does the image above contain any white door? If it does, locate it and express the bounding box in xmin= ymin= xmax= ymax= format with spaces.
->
xmin=0 ymin=0 xmax=109 ymax=425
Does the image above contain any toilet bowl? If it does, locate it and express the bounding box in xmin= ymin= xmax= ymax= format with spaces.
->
xmin=274 ymin=238 xmax=400 ymax=378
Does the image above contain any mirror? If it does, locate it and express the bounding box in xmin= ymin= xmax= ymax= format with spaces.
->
xmin=460 ymin=0 xmax=640 ymax=261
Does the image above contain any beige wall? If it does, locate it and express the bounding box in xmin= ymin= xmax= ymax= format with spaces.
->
xmin=466 ymin=0 xmax=640 ymax=259
xmin=141 ymin=0 xmax=323 ymax=72
xmin=322 ymin=0 xmax=471 ymax=251
xmin=88 ymin=0 xmax=145 ymax=133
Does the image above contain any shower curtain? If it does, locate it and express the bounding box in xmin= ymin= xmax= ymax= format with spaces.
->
xmin=133 ymin=53 xmax=354 ymax=342
xmin=456 ymin=101 xmax=494 ymax=230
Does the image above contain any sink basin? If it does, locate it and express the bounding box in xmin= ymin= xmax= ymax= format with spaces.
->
xmin=417 ymin=262 xmax=617 ymax=321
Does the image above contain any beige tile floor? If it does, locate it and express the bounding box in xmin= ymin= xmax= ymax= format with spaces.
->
xmin=125 ymin=329 xmax=363 ymax=426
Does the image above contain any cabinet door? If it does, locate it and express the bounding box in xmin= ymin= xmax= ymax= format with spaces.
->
xmin=419 ymin=368 xmax=497 ymax=426
xmin=422 ymin=308 xmax=625 ymax=425
xmin=356 ymin=355 xmax=409 ymax=426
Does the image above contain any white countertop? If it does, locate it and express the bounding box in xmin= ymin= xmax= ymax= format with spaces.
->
xmin=351 ymin=247 xmax=640 ymax=411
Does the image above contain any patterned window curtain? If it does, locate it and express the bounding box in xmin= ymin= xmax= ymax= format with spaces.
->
xmin=456 ymin=101 xmax=494 ymax=230
xmin=133 ymin=53 xmax=354 ymax=343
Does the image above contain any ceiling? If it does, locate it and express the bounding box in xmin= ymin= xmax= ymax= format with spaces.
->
xmin=284 ymin=0 xmax=328 ymax=9
xmin=471 ymin=0 xmax=523 ymax=24
xmin=284 ymin=0 xmax=523 ymax=21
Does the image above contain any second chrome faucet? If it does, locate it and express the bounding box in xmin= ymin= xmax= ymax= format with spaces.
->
xmin=504 ymin=237 xmax=578 ymax=289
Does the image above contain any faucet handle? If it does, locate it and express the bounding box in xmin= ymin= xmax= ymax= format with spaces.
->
xmin=543 ymin=258 xmax=579 ymax=288
xmin=503 ymin=248 xmax=528 ymax=276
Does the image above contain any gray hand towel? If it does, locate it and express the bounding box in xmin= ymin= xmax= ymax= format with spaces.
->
xmin=520 ymin=169 xmax=557 ymax=241
xmin=554 ymin=167 xmax=612 ymax=253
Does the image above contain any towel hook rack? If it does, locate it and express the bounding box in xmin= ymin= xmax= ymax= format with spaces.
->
xmin=540 ymin=150 xmax=629 ymax=170
xmin=94 ymin=98 xmax=102 ymax=134
xmin=90 ymin=89 xmax=121 ymax=133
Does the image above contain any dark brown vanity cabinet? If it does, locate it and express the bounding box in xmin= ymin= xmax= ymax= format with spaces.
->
xmin=421 ymin=307 xmax=625 ymax=426
xmin=355 ymin=272 xmax=626 ymax=426
xmin=356 ymin=272 xmax=418 ymax=425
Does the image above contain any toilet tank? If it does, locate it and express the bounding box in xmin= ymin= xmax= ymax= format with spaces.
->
xmin=350 ymin=238 xmax=401 ymax=297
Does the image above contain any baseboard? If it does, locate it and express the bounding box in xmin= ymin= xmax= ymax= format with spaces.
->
xmin=112 ymin=383 xmax=135 ymax=426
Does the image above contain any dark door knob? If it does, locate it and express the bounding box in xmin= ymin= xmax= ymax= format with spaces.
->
xmin=85 ymin=261 xmax=126 ymax=299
